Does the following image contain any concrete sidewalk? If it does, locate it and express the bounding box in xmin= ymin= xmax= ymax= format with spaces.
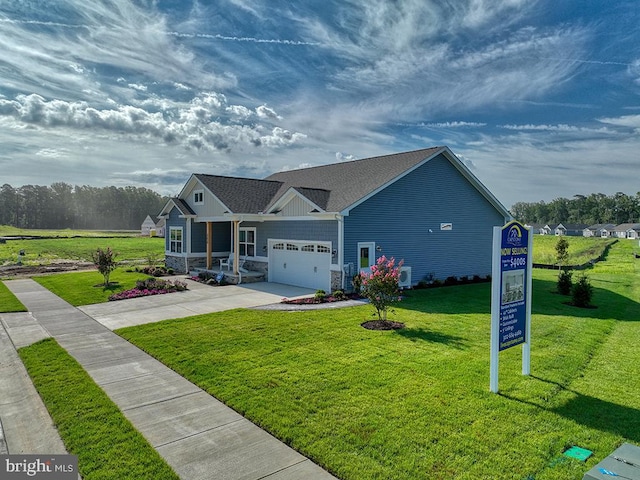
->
xmin=1 ymin=279 xmax=336 ymax=480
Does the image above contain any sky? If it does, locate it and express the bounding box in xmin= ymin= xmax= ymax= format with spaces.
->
xmin=1 ymin=0 xmax=639 ymax=209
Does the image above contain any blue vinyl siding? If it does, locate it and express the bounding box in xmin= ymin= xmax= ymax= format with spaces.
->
xmin=242 ymin=220 xmax=338 ymax=256
xmin=344 ymin=153 xmax=506 ymax=283
xmin=191 ymin=221 xmax=206 ymax=253
xmin=165 ymin=207 xmax=186 ymax=251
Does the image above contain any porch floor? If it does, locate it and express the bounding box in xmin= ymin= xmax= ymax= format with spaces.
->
xmin=190 ymin=267 xmax=265 ymax=285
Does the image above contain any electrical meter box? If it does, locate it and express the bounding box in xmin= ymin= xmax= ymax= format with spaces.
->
xmin=583 ymin=443 xmax=640 ymax=480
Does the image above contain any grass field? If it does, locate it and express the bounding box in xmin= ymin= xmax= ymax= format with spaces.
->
xmin=19 ymin=338 xmax=179 ymax=480
xmin=0 ymin=225 xmax=140 ymax=237
xmin=116 ymin=240 xmax=640 ymax=480
xmin=0 ymin=236 xmax=164 ymax=265
xmin=531 ymin=235 xmax=617 ymax=266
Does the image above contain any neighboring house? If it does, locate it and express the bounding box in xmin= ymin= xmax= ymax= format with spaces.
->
xmin=584 ymin=224 xmax=617 ymax=238
xmin=561 ymin=224 xmax=589 ymax=236
xmin=525 ymin=223 xmax=547 ymax=235
xmin=539 ymin=224 xmax=555 ymax=235
xmin=155 ymin=217 xmax=166 ymax=237
xmin=613 ymin=223 xmax=640 ymax=239
xmin=140 ymin=215 xmax=156 ymax=236
xmin=159 ymin=146 xmax=511 ymax=291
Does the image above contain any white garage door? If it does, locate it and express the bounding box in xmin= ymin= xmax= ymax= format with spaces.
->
xmin=269 ymin=240 xmax=331 ymax=291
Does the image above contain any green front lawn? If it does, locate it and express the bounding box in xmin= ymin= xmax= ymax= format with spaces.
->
xmin=0 ymin=280 xmax=27 ymax=312
xmin=33 ymin=269 xmax=153 ymax=306
xmin=117 ymin=242 xmax=640 ymax=479
xmin=19 ymin=338 xmax=179 ymax=480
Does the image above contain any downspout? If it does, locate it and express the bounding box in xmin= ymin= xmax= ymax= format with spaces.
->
xmin=185 ymin=217 xmax=192 ymax=274
xmin=337 ymin=214 xmax=344 ymax=290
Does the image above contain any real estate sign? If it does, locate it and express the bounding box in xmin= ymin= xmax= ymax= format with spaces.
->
xmin=490 ymin=220 xmax=533 ymax=393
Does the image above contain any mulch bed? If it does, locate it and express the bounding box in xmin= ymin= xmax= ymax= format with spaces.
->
xmin=282 ymin=293 xmax=363 ymax=305
xmin=361 ymin=320 xmax=405 ymax=330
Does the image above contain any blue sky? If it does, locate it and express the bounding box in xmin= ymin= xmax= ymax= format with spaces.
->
xmin=1 ymin=0 xmax=639 ymax=209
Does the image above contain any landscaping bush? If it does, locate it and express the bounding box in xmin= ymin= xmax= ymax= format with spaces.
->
xmin=557 ymin=269 xmax=573 ymax=295
xmin=332 ymin=290 xmax=346 ymax=300
xmin=444 ymin=276 xmax=458 ymax=286
xmin=572 ymin=274 xmax=594 ymax=308
xmin=108 ymin=277 xmax=187 ymax=301
xmin=314 ymin=289 xmax=327 ymax=301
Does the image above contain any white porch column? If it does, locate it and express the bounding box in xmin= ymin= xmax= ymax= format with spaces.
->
xmin=232 ymin=220 xmax=240 ymax=274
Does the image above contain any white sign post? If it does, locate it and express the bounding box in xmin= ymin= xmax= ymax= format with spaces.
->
xmin=490 ymin=221 xmax=533 ymax=393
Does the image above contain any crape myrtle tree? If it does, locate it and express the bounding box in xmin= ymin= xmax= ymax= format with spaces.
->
xmin=92 ymin=247 xmax=118 ymax=286
xmin=360 ymin=255 xmax=404 ymax=322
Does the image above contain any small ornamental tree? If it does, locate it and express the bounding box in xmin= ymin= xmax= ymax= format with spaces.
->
xmin=360 ymin=255 xmax=403 ymax=322
xmin=555 ymin=236 xmax=569 ymax=270
xmin=91 ymin=247 xmax=118 ymax=286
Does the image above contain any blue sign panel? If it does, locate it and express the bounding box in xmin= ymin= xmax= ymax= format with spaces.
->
xmin=498 ymin=221 xmax=529 ymax=351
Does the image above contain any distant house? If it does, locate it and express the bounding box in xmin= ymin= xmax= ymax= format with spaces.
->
xmin=159 ymin=146 xmax=511 ymax=290
xmin=584 ymin=224 xmax=616 ymax=238
xmin=613 ymin=223 xmax=640 ymax=239
xmin=140 ymin=215 xmax=156 ymax=236
xmin=560 ymin=224 xmax=589 ymax=236
xmin=525 ymin=223 xmax=547 ymax=235
xmin=155 ymin=217 xmax=166 ymax=237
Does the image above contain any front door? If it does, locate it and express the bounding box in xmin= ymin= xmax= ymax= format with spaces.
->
xmin=357 ymin=242 xmax=376 ymax=274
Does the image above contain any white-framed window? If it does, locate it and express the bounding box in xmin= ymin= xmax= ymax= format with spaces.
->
xmin=169 ymin=227 xmax=183 ymax=253
xmin=239 ymin=227 xmax=256 ymax=256
xmin=194 ymin=189 xmax=204 ymax=205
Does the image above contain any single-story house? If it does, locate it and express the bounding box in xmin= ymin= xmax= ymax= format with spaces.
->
xmin=613 ymin=223 xmax=640 ymax=239
xmin=583 ymin=224 xmax=616 ymax=238
xmin=140 ymin=215 xmax=156 ymax=236
xmin=155 ymin=217 xmax=166 ymax=237
xmin=159 ymin=146 xmax=511 ymax=291
xmin=558 ymin=223 xmax=589 ymax=236
xmin=525 ymin=223 xmax=547 ymax=235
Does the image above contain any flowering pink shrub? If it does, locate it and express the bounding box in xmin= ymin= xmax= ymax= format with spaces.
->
xmin=108 ymin=278 xmax=188 ymax=301
xmin=360 ymin=255 xmax=403 ymax=321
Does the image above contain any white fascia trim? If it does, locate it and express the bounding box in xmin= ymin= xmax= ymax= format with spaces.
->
xmin=177 ymin=175 xmax=233 ymax=217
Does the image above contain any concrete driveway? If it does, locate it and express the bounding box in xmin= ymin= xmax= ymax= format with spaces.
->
xmin=79 ymin=278 xmax=315 ymax=330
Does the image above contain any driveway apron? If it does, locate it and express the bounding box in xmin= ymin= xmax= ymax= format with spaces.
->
xmin=2 ymin=279 xmax=336 ymax=480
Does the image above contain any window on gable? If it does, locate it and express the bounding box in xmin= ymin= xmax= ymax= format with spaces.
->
xmin=194 ymin=190 xmax=204 ymax=205
xmin=238 ymin=227 xmax=256 ymax=256
xmin=169 ymin=227 xmax=183 ymax=253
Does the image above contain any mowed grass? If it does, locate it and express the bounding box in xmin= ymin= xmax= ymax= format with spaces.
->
xmin=33 ymin=268 xmax=153 ymax=306
xmin=532 ymin=235 xmax=616 ymax=266
xmin=0 ymin=236 xmax=164 ymax=265
xmin=19 ymin=338 xmax=178 ymax=480
xmin=117 ymin=240 xmax=640 ymax=479
xmin=0 ymin=280 xmax=27 ymax=312
xmin=0 ymin=225 xmax=140 ymax=237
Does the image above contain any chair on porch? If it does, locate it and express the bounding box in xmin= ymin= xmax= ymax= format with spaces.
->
xmin=219 ymin=253 xmax=248 ymax=272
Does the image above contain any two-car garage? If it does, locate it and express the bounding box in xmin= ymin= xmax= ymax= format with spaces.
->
xmin=268 ymin=239 xmax=332 ymax=291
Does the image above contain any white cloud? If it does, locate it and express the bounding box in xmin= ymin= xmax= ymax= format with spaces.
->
xmin=0 ymin=93 xmax=306 ymax=152
xmin=598 ymin=114 xmax=640 ymax=130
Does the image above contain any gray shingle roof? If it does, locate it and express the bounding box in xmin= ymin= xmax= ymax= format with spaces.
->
xmin=265 ymin=147 xmax=442 ymax=212
xmin=173 ymin=198 xmax=196 ymax=215
xmin=194 ymin=174 xmax=283 ymax=214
